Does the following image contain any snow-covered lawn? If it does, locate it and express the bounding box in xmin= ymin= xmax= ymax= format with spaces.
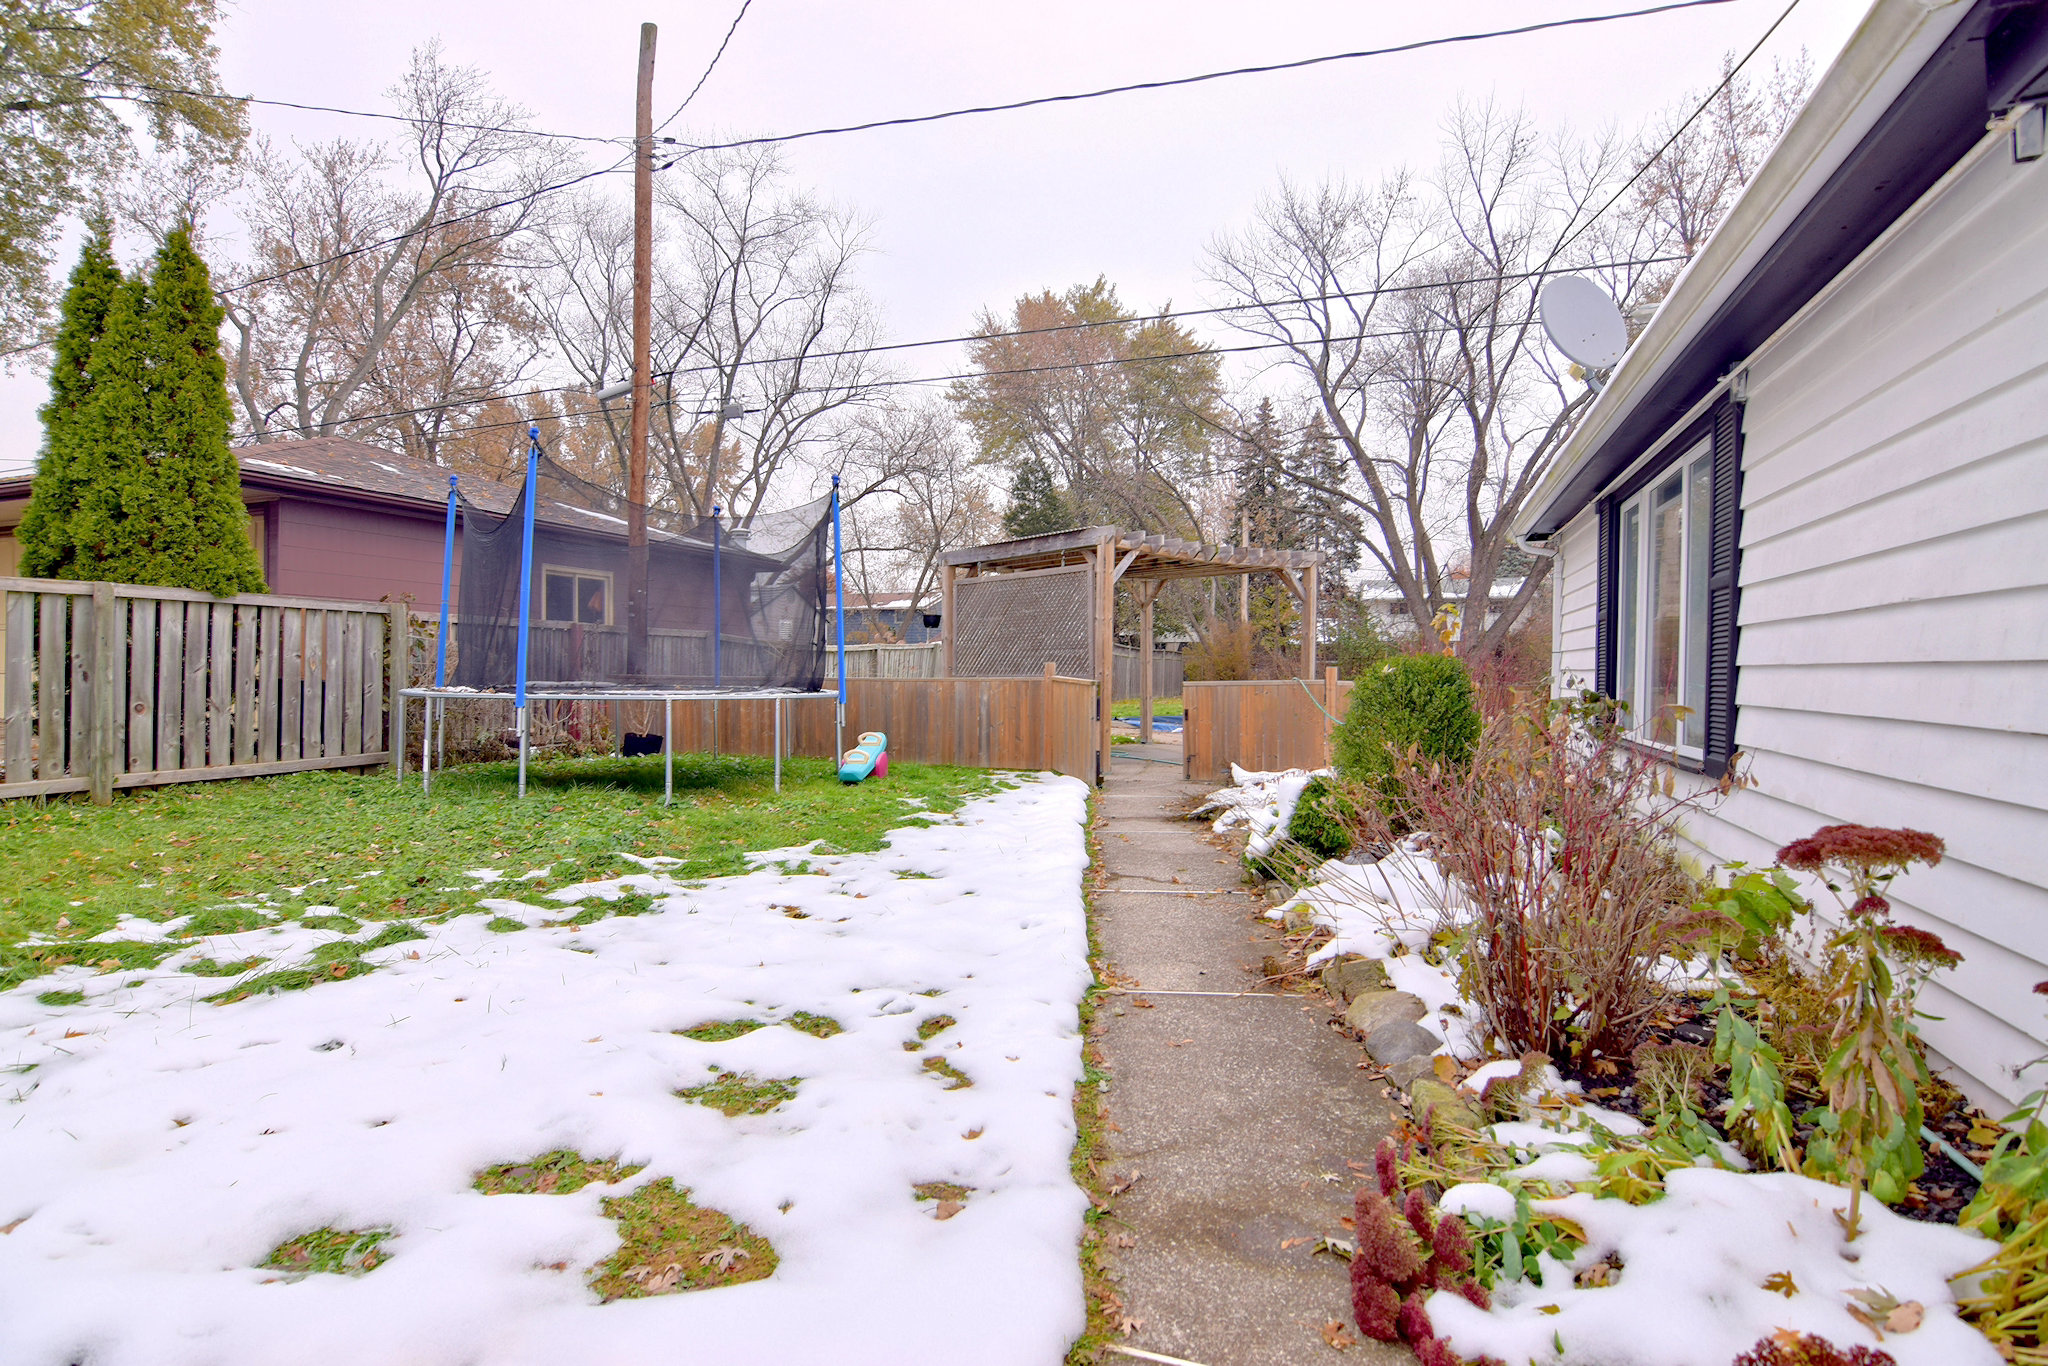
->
xmin=1 ymin=775 xmax=1093 ymax=1365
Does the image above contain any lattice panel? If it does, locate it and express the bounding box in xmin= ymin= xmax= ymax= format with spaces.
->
xmin=952 ymin=567 xmax=1092 ymax=678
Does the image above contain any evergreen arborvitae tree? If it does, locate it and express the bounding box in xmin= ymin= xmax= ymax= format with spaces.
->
xmin=1002 ymin=456 xmax=1072 ymax=537
xmin=68 ymin=228 xmax=264 ymax=594
xmin=16 ymin=222 xmax=123 ymax=578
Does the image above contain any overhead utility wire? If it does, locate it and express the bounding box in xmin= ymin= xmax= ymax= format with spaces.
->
xmin=219 ymin=155 xmax=633 ymax=295
xmin=1556 ymin=0 xmax=1803 ymax=256
xmin=656 ymin=0 xmax=756 ymax=134
xmin=661 ymin=0 xmax=1737 ymax=154
xmin=230 ymin=252 xmax=1689 ymax=441
xmin=80 ymin=77 xmax=623 ymax=145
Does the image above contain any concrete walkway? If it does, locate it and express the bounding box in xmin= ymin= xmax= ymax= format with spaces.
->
xmin=1092 ymin=747 xmax=1409 ymax=1365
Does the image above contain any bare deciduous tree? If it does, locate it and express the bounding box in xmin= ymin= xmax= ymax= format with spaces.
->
xmin=837 ymin=401 xmax=996 ymax=637
xmin=219 ymin=42 xmax=567 ymax=453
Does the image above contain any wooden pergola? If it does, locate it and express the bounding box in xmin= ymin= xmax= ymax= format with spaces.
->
xmin=941 ymin=526 xmax=1321 ymax=778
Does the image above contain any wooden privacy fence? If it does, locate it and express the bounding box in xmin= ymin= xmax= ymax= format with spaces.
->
xmin=828 ymin=642 xmax=945 ymax=679
xmin=1 ymin=577 xmax=403 ymax=802
xmin=622 ymin=669 xmax=1100 ymax=780
xmin=1182 ymin=671 xmax=1352 ymax=783
xmin=1113 ymin=645 xmax=1184 ymax=701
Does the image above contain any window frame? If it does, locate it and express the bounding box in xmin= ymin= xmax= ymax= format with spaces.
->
xmin=540 ymin=564 xmax=614 ymax=627
xmin=1613 ymin=439 xmax=1713 ymax=761
xmin=1594 ymin=396 xmax=1744 ymax=777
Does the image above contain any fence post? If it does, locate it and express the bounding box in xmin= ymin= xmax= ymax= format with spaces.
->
xmin=1324 ymin=665 xmax=1340 ymax=766
xmin=388 ymin=604 xmax=408 ymax=774
xmin=1042 ymin=661 xmax=1054 ymax=772
xmin=89 ymin=583 xmax=118 ymax=803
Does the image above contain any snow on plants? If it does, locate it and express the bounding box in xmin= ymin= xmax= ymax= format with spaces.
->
xmin=0 ymin=777 xmax=1094 ymax=1366
xmin=1198 ymin=764 xmax=1322 ymax=859
xmin=1430 ymin=1167 xmax=1999 ymax=1366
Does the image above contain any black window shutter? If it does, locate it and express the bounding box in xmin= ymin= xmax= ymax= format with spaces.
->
xmin=1703 ymin=397 xmax=1745 ymax=777
xmin=1593 ymin=496 xmax=1616 ymax=698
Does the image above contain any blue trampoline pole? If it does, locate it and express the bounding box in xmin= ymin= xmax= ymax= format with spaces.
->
xmin=711 ymin=505 xmax=722 ymax=690
xmin=832 ymin=474 xmax=846 ymax=764
xmin=515 ymin=427 xmax=540 ymax=797
xmin=435 ymin=475 xmax=457 ymax=688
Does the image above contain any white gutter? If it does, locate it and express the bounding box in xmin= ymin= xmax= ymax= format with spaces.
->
xmin=1514 ymin=0 xmax=1973 ymax=541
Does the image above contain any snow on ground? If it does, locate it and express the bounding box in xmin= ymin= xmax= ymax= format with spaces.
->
xmin=1430 ymin=1167 xmax=2000 ymax=1366
xmin=0 ymin=776 xmax=1093 ymax=1366
xmin=1197 ymin=763 xmax=1321 ymax=858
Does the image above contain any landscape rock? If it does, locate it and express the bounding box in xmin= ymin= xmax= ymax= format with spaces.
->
xmin=1365 ymin=1019 xmax=1441 ymax=1066
xmin=1405 ymin=1077 xmax=1482 ymax=1130
xmin=1343 ymin=988 xmax=1426 ymax=1037
xmin=1320 ymin=957 xmax=1389 ymax=1004
xmin=1384 ymin=1055 xmax=1436 ymax=1090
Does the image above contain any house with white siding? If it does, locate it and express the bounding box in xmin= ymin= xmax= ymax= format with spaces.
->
xmin=1517 ymin=0 xmax=2048 ymax=1107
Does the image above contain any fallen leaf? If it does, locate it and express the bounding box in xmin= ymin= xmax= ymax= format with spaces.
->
xmin=1166 ymin=1038 xmax=1194 ymax=1048
xmin=1537 ymin=1304 xmax=1562 ymax=1315
xmin=1107 ymin=1172 xmax=1143 ymax=1197
xmin=934 ymin=1200 xmax=964 ymax=1220
xmin=962 ymin=1127 xmax=984 ymax=1140
xmin=1432 ymin=1055 xmax=1459 ymax=1083
xmin=1762 ymin=1270 xmax=1798 ymax=1298
xmin=1281 ymin=1236 xmax=1312 ymax=1250
xmin=0 ymin=1217 xmax=25 ymax=1235
xmin=1111 ymin=1233 xmax=1136 ymax=1248
xmin=1322 ymin=1319 xmax=1356 ymax=1348
xmin=404 ymin=950 xmax=421 ymax=960
xmin=698 ymin=1245 xmax=751 ymax=1272
xmin=1886 ymin=1301 xmax=1925 ymax=1334
xmin=1339 ymin=1216 xmax=1355 ymax=1230
xmin=1132 ymin=998 xmax=1154 ymax=1009
xmin=1117 ymin=1315 xmax=1145 ymax=1338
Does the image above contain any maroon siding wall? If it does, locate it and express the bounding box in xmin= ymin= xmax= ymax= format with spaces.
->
xmin=267 ymin=496 xmax=452 ymax=609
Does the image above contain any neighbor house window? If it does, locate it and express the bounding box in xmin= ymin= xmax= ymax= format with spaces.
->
xmin=542 ymin=568 xmax=611 ymax=625
xmin=1596 ymin=398 xmax=1743 ymax=775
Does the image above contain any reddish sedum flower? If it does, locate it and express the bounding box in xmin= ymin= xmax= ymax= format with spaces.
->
xmin=1354 ymin=1191 xmax=1424 ymax=1283
xmin=1879 ymin=924 xmax=1962 ymax=969
xmin=1375 ymin=1140 xmax=1400 ymax=1199
xmin=1351 ymin=1272 xmax=1400 ymax=1342
xmin=1454 ymin=1277 xmax=1491 ymax=1310
xmin=2034 ymin=981 xmax=2048 ymax=997
xmin=1776 ymin=825 xmax=1943 ymax=875
xmin=1404 ymin=1188 xmax=1433 ymax=1241
xmin=1396 ymin=1291 xmax=1435 ymax=1344
xmin=1847 ymin=893 xmax=1890 ymax=919
xmin=1431 ymin=1213 xmax=1473 ymax=1275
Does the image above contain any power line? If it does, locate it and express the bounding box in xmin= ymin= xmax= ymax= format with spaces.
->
xmin=656 ymin=0 xmax=756 ymax=134
xmin=1556 ymin=0 xmax=1803 ymax=256
xmin=219 ymin=155 xmax=632 ymax=295
xmin=80 ymin=77 xmax=624 ymax=145
xmin=662 ymin=0 xmax=1738 ymax=155
xmin=228 ymin=253 xmax=1687 ymax=441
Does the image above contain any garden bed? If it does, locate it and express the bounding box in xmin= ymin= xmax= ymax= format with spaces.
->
xmin=1197 ymin=686 xmax=2041 ymax=1366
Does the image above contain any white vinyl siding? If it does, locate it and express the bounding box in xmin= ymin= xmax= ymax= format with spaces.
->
xmin=1556 ymin=131 xmax=2048 ymax=1108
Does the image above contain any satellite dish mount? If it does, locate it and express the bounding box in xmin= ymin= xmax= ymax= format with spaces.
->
xmin=1539 ymin=276 xmax=1629 ymax=390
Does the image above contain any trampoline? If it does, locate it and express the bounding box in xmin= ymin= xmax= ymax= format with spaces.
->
xmin=402 ymin=426 xmax=851 ymax=801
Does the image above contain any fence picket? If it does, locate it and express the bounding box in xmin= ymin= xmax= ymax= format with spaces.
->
xmin=156 ymin=603 xmax=184 ymax=772
xmin=322 ymin=611 xmax=343 ymax=758
xmin=235 ymin=605 xmax=258 ymax=764
xmin=207 ymin=603 xmax=232 ymax=766
xmin=127 ymin=599 xmax=156 ymax=773
xmin=280 ymin=609 xmax=303 ymax=762
xmin=4 ymin=593 xmax=30 ymax=781
xmin=259 ymin=606 xmax=281 ymax=763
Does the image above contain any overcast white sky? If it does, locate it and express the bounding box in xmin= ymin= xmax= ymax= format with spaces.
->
xmin=0 ymin=0 xmax=1867 ymax=475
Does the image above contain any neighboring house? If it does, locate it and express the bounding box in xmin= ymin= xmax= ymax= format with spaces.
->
xmin=826 ymin=590 xmax=943 ymax=644
xmin=1517 ymin=0 xmax=2048 ymax=1106
xmin=1354 ymin=578 xmax=1528 ymax=642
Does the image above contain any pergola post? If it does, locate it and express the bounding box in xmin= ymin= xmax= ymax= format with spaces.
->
xmin=1300 ymin=561 xmax=1318 ymax=679
xmin=940 ymin=562 xmax=957 ymax=677
xmin=1136 ymin=579 xmax=1162 ymax=743
xmin=1095 ymin=533 xmax=1115 ymax=784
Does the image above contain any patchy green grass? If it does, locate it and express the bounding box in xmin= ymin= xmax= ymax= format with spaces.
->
xmin=1 ymin=754 xmax=993 ymax=991
xmin=181 ymin=956 xmax=266 ymax=978
xmin=485 ymin=916 xmax=526 ymax=933
xmin=260 ymin=1227 xmax=392 ymax=1277
xmin=203 ymin=922 xmax=427 ymax=1004
xmin=912 ymin=1181 xmax=970 ymax=1203
xmin=676 ymin=1019 xmax=765 ymax=1043
xmin=916 ymin=1014 xmax=958 ymax=1043
xmin=588 ymin=1178 xmax=776 ymax=1301
xmin=1109 ymin=697 xmax=1184 ymax=719
xmin=677 ymin=1069 xmax=801 ymax=1117
xmin=473 ymin=1149 xmax=642 ymax=1196
xmin=784 ymin=1011 xmax=841 ymax=1039
xmin=34 ymin=989 xmax=85 ymax=1007
xmin=921 ymin=1055 xmax=973 ymax=1090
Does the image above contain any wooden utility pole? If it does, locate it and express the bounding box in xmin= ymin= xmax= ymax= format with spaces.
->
xmin=626 ymin=22 xmax=656 ymax=677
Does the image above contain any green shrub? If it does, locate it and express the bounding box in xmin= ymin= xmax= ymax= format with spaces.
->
xmin=1286 ymin=776 xmax=1353 ymax=861
xmin=1331 ymin=653 xmax=1481 ymax=811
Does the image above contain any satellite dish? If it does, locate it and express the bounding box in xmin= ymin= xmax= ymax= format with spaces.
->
xmin=1540 ymin=276 xmax=1628 ymax=372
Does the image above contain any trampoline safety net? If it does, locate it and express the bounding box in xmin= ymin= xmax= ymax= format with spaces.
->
xmin=453 ymin=454 xmax=833 ymax=692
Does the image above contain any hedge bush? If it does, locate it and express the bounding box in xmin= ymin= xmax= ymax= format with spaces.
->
xmin=1331 ymin=653 xmax=1481 ymax=814
xmin=1286 ymin=776 xmax=1353 ymax=861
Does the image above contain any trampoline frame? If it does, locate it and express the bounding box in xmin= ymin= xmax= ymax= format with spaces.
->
xmin=407 ymin=428 xmax=852 ymax=801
